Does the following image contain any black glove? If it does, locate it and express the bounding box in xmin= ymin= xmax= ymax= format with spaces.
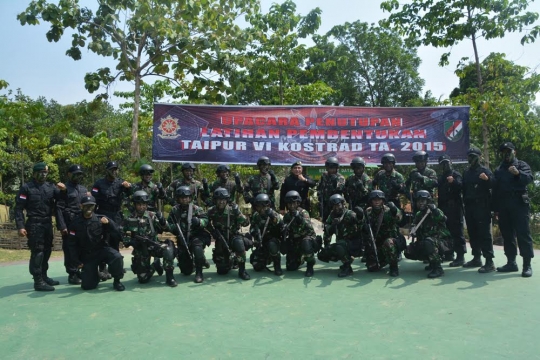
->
xmin=387 ymin=201 xmax=398 ymax=216
xmin=294 ymin=211 xmax=304 ymax=225
xmin=411 ymin=171 xmax=424 ymax=182
xmin=191 ymin=217 xmax=201 ymax=227
xmin=234 ymin=172 xmax=241 ymax=186
xmin=212 ymin=230 xmax=221 ymax=241
xmin=269 ymin=170 xmax=277 ymax=182
xmin=281 ymin=226 xmax=289 ymax=238
xmin=230 ymin=203 xmax=239 ymax=212
xmin=362 ymin=223 xmax=371 ymax=233
xmin=267 ymin=208 xmax=277 ymax=219
xmin=156 ymin=182 xmax=163 ymax=189
xmin=428 ymin=203 xmax=437 ymax=211
xmin=353 ymin=206 xmax=364 ymax=220
xmin=202 ymin=178 xmax=209 ymax=191
xmin=156 ymin=212 xmax=166 ymax=226
xmin=332 ymin=217 xmax=341 ymax=226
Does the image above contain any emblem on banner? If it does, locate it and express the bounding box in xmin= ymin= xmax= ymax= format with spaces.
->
xmin=444 ymin=120 xmax=463 ymax=142
xmin=157 ymin=115 xmax=181 ymax=139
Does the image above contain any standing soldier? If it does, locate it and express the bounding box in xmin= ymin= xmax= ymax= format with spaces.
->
xmin=243 ymin=156 xmax=280 ymax=208
xmin=372 ymin=153 xmax=406 ymax=208
xmin=317 ymin=157 xmax=346 ymax=226
xmin=207 ymin=188 xmax=252 ymax=280
xmin=462 ymin=147 xmax=496 ymax=273
xmin=166 ymin=163 xmax=209 ymax=207
xmin=167 ymin=186 xmax=210 ymax=283
xmin=404 ymin=191 xmax=452 ymax=278
xmin=56 ymin=164 xmax=89 ymax=285
xmin=437 ymin=155 xmax=466 ymax=266
xmin=279 ymin=161 xmax=316 ymax=215
xmin=122 ymin=191 xmax=177 ymax=287
xmin=405 ymin=151 xmax=438 ymax=213
xmin=344 ymin=157 xmax=372 ymax=210
xmin=132 ymin=164 xmax=166 ymax=212
xmin=493 ymin=142 xmax=534 ymax=277
xmin=15 ymin=162 xmax=63 ymax=291
xmin=209 ymin=165 xmax=242 ymax=205
xmin=282 ymin=191 xmax=318 ymax=277
xmin=363 ymin=190 xmax=404 ymax=277
xmin=317 ymin=194 xmax=358 ymax=277
xmin=249 ymin=193 xmax=284 ymax=276
xmin=67 ymin=195 xmax=125 ymax=291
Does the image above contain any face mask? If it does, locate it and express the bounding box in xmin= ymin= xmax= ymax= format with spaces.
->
xmin=502 ymin=149 xmax=515 ymax=163
xmin=467 ymin=155 xmax=479 ymax=166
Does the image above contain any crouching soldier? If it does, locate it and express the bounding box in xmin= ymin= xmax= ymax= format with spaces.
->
xmin=207 ymin=188 xmax=252 ymax=280
xmin=404 ymin=190 xmax=451 ymax=278
xmin=363 ymin=190 xmax=404 ymax=277
xmin=67 ymin=196 xmax=125 ymax=291
xmin=282 ymin=191 xmax=318 ymax=277
xmin=318 ymin=194 xmax=358 ymax=277
xmin=167 ymin=186 xmax=210 ymax=283
xmin=123 ymin=190 xmax=177 ymax=287
xmin=249 ymin=193 xmax=284 ymax=276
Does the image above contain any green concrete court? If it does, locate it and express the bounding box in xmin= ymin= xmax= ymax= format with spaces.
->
xmin=1 ymin=245 xmax=539 ymax=360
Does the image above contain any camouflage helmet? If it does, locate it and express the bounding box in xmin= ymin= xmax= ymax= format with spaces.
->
xmin=181 ymin=162 xmax=196 ymax=171
xmin=329 ymin=194 xmax=345 ymax=205
xmin=415 ymin=190 xmax=432 ymax=200
xmin=412 ymin=151 xmax=428 ymax=162
xmin=175 ymin=185 xmax=192 ymax=197
xmin=381 ymin=153 xmax=396 ymax=164
xmin=139 ymin=164 xmax=154 ymax=175
xmin=368 ymin=190 xmax=386 ymax=202
xmin=285 ymin=190 xmax=302 ymax=203
xmin=325 ymin=157 xmax=339 ymax=168
xmin=213 ymin=187 xmax=230 ymax=200
xmin=216 ymin=164 xmax=231 ymax=174
xmin=254 ymin=193 xmax=271 ymax=206
xmin=133 ymin=190 xmax=150 ymax=203
xmin=257 ymin=156 xmax=271 ymax=166
xmin=350 ymin=157 xmax=366 ymax=168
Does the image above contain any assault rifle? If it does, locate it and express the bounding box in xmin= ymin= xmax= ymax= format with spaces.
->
xmin=133 ymin=234 xmax=165 ymax=254
xmin=364 ymin=212 xmax=380 ymax=269
xmin=170 ymin=211 xmax=193 ymax=261
xmin=409 ymin=208 xmax=432 ymax=239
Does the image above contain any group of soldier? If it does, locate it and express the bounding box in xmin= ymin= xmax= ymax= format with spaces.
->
xmin=14 ymin=140 xmax=534 ymax=292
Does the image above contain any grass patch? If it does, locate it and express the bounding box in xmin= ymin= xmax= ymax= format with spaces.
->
xmin=0 ymin=249 xmax=63 ymax=263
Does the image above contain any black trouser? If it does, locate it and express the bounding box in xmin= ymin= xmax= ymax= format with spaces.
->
xmin=96 ymin=209 xmax=122 ymax=250
xmin=440 ymin=203 xmax=466 ymax=255
xmin=26 ymin=220 xmax=54 ymax=278
xmin=464 ymin=200 xmax=494 ymax=258
xmin=177 ymin=232 xmax=211 ymax=273
xmin=80 ymin=247 xmax=124 ymax=290
xmin=498 ymin=196 xmax=534 ymax=259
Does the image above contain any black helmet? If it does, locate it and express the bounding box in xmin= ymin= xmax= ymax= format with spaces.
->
xmin=413 ymin=151 xmax=428 ymax=162
xmin=80 ymin=195 xmax=96 ymax=205
xmin=213 ymin=187 xmax=230 ymax=200
xmin=350 ymin=157 xmax=366 ymax=168
xmin=139 ymin=164 xmax=154 ymax=175
xmin=175 ymin=186 xmax=192 ymax=197
xmin=181 ymin=163 xmax=196 ymax=171
xmin=254 ymin=193 xmax=271 ymax=206
xmin=105 ymin=161 xmax=118 ymax=170
xmin=415 ymin=190 xmax=432 ymax=200
xmin=325 ymin=157 xmax=339 ymax=168
xmin=368 ymin=190 xmax=386 ymax=202
xmin=257 ymin=156 xmax=271 ymax=166
xmin=381 ymin=153 xmax=395 ymax=164
xmin=467 ymin=147 xmax=482 ymax=156
xmin=329 ymin=194 xmax=345 ymax=205
xmin=133 ymin=190 xmax=150 ymax=203
xmin=285 ymin=191 xmax=302 ymax=203
xmin=68 ymin=164 xmax=83 ymax=174
xmin=216 ymin=165 xmax=231 ymax=174
xmin=438 ymin=154 xmax=451 ymax=164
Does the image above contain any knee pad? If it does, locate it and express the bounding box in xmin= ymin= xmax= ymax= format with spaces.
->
xmin=192 ymin=245 xmax=205 ymax=261
xmin=317 ymin=248 xmax=331 ymax=263
xmin=286 ymin=253 xmax=302 ymax=271
xmin=301 ymin=238 xmax=314 ymax=256
xmin=335 ymin=243 xmax=347 ymax=259
xmin=250 ymin=248 xmax=266 ymax=271
xmin=231 ymin=236 xmax=246 ymax=253
xmin=161 ymin=240 xmax=176 ymax=262
xmin=423 ymin=237 xmax=436 ymax=256
xmin=267 ymin=239 xmax=280 ymax=257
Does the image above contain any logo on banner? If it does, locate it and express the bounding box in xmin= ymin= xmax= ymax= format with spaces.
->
xmin=157 ymin=115 xmax=181 ymax=139
xmin=444 ymin=120 xmax=463 ymax=142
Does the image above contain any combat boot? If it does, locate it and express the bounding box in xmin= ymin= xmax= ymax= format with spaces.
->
xmin=449 ymin=253 xmax=465 ymax=267
xmin=338 ymin=262 xmax=353 ymax=277
xmin=427 ymin=262 xmax=444 ymax=278
xmin=153 ymin=259 xmax=164 ymax=276
xmin=462 ymin=257 xmax=483 ymax=268
xmin=238 ymin=262 xmax=250 ymax=280
xmin=497 ymin=256 xmax=519 ymax=272
xmin=388 ymin=262 xmax=399 ymax=277
xmin=273 ymin=258 xmax=283 ymax=276
xmin=113 ymin=278 xmax=125 ymax=291
xmin=478 ymin=258 xmax=496 ymax=273
xmin=68 ymin=273 xmax=82 ymax=285
xmin=34 ymin=275 xmax=55 ymax=292
xmin=204 ymin=259 xmax=211 ymax=269
xmin=99 ymin=263 xmax=112 ymax=281
xmin=522 ymin=258 xmax=533 ymax=278
xmin=424 ymin=262 xmax=433 ymax=271
xmin=43 ymin=271 xmax=59 ymax=286
xmin=194 ymin=265 xmax=204 ymax=283
xmin=305 ymin=261 xmax=315 ymax=277
xmin=165 ymin=269 xmax=178 ymax=287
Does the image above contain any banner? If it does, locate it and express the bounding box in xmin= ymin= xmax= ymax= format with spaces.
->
xmin=153 ymin=104 xmax=470 ymax=165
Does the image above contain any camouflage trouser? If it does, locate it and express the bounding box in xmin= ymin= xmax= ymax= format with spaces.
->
xmin=404 ymin=238 xmax=448 ymax=262
xmin=366 ymin=238 xmax=399 ymax=270
xmin=317 ymin=239 xmax=350 ymax=264
xmin=131 ymin=239 xmax=175 ymax=275
xmin=284 ymin=237 xmax=317 ymax=271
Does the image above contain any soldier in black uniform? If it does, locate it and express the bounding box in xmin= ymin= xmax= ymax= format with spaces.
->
xmin=15 ymin=162 xmax=63 ymax=291
xmin=67 ymin=196 xmax=125 ymax=291
xmin=437 ymin=155 xmax=466 ymax=266
xmin=462 ymin=147 xmax=496 ymax=273
xmin=132 ymin=164 xmax=166 ymax=212
xmin=56 ymin=164 xmax=89 ymax=285
xmin=279 ymin=161 xmax=316 ymax=215
xmin=493 ymin=142 xmax=534 ymax=277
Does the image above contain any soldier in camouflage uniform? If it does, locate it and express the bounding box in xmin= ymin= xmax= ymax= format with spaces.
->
xmin=166 ymin=163 xmax=209 ymax=207
xmin=282 ymin=191 xmax=318 ymax=277
xmin=372 ymin=153 xmax=406 ymax=208
xmin=243 ymin=156 xmax=280 ymax=208
xmin=207 ymin=188 xmax=252 ymax=280
xmin=317 ymin=157 xmax=346 ymax=226
xmin=132 ymin=164 xmax=166 ymax=212
xmin=249 ymin=193 xmax=284 ymax=276
xmin=122 ymin=190 xmax=177 ymax=287
xmin=405 ymin=151 xmax=438 ymax=213
xmin=318 ymin=194 xmax=359 ymax=277
xmin=363 ymin=190 xmax=404 ymax=277
xmin=167 ymin=186 xmax=210 ymax=283
xmin=209 ymin=165 xmax=242 ymax=205
xmin=404 ymin=190 xmax=451 ymax=278
xmin=344 ymin=157 xmax=373 ymax=209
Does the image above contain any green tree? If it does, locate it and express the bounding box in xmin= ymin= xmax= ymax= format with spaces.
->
xmin=18 ymin=0 xmax=260 ymax=160
xmin=381 ymin=0 xmax=540 ymax=165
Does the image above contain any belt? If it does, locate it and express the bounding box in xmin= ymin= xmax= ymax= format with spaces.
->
xmin=27 ymin=217 xmax=52 ymax=223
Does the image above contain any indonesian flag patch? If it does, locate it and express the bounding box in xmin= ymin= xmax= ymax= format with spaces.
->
xmin=92 ymin=187 xmax=99 ymax=193
xmin=69 ymin=230 xmax=76 ymax=236
xmin=19 ymin=194 xmax=27 ymax=200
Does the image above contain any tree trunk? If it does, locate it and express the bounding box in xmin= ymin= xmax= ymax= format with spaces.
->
xmin=131 ymin=75 xmax=141 ymax=160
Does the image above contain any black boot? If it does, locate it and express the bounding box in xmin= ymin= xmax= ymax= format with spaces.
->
xmin=153 ymin=259 xmax=164 ymax=276
xmin=478 ymin=258 xmax=496 ymax=273
xmin=427 ymin=262 xmax=444 ymax=278
xmin=424 ymin=262 xmax=433 ymax=271
xmin=238 ymin=262 xmax=250 ymax=280
xmin=204 ymin=259 xmax=211 ymax=269
xmin=522 ymin=258 xmax=533 ymax=278
xmin=305 ymin=261 xmax=315 ymax=277
xmin=462 ymin=256 xmax=483 ymax=268
xmin=99 ymin=263 xmax=112 ymax=281
xmin=388 ymin=262 xmax=399 ymax=277
xmin=68 ymin=273 xmax=82 ymax=285
xmin=449 ymin=253 xmax=465 ymax=267
xmin=43 ymin=271 xmax=59 ymax=286
xmin=338 ymin=262 xmax=353 ymax=277
xmin=113 ymin=278 xmax=125 ymax=291
xmin=194 ymin=265 xmax=204 ymax=283
xmin=497 ymin=257 xmax=519 ymax=272
xmin=273 ymin=258 xmax=283 ymax=276
xmin=165 ymin=269 xmax=178 ymax=287
xmin=34 ymin=275 xmax=55 ymax=291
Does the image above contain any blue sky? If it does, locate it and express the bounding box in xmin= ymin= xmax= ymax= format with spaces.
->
xmin=1 ymin=0 xmax=539 ymax=107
